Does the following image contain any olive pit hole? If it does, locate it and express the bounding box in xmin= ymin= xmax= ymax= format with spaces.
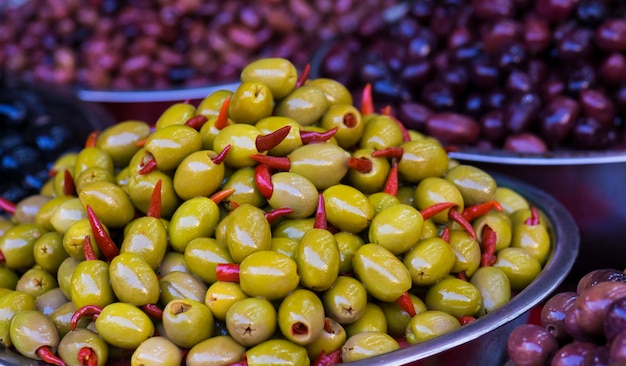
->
xmin=291 ymin=322 xmax=309 ymax=336
xmin=170 ymin=302 xmax=191 ymax=315
xmin=343 ymin=113 xmax=358 ymax=128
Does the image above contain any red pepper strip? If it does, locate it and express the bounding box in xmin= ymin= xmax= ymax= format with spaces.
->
xmin=459 ymin=316 xmax=476 ymax=325
xmin=249 ymin=154 xmax=291 ymax=171
xmin=525 ymin=205 xmax=540 ymax=226
xmin=313 ymin=349 xmax=342 ymax=366
xmin=214 ymin=97 xmax=231 ymax=130
xmin=440 ymin=227 xmax=451 ymax=243
xmin=146 ymin=179 xmax=162 ymax=219
xmin=86 ymin=205 xmax=119 ymax=262
xmin=381 ymin=105 xmax=410 ymax=142
xmin=0 ymin=197 xmax=16 ymax=215
xmin=48 ymin=168 xmax=58 ymax=177
xmin=83 ymin=235 xmax=97 ymax=261
xmin=227 ymin=354 xmax=248 ymax=366
xmin=420 ymin=202 xmax=457 ymax=220
xmin=254 ymin=164 xmax=274 ymax=199
xmin=141 ymin=304 xmax=163 ymax=319
xmin=444 ymin=145 xmax=461 ymax=153
xmin=461 ymin=200 xmax=503 ymax=222
xmin=361 ymin=83 xmax=374 ymax=116
xmin=210 ymin=188 xmax=235 ymax=205
xmin=314 ymin=193 xmax=327 ymax=230
xmin=343 ymin=112 xmax=358 ymax=128
xmin=456 ymin=271 xmax=468 ymax=281
xmin=37 ymin=346 xmax=66 ymax=366
xmin=184 ymin=115 xmax=208 ymax=130
xmin=347 ymin=156 xmax=373 ymax=173
xmin=0 ymin=250 xmax=4 ymax=263
xmin=63 ymin=169 xmax=76 ymax=196
xmin=397 ymin=292 xmax=417 ymax=317
xmin=383 ymin=160 xmax=399 ymax=196
xmin=371 ymin=147 xmax=404 ymax=159
xmin=70 ymin=305 xmax=103 ymax=331
xmin=291 ymin=322 xmax=309 ymax=336
xmin=300 ymin=127 xmax=338 ymax=144
xmin=135 ymin=137 xmax=147 ymax=147
xmin=323 ymin=318 xmax=334 ymax=333
xmin=216 ymin=263 xmax=240 ymax=282
xmin=255 ymin=125 xmax=292 ymax=152
xmin=295 ymin=63 xmax=311 ymax=88
xmin=211 ymin=144 xmax=231 ymax=165
xmin=448 ymin=210 xmax=476 ymax=241
xmin=265 ymin=207 xmax=293 ymax=224
xmin=480 ymin=225 xmax=497 ymax=267
xmin=78 ymin=347 xmax=98 ymax=366
xmin=138 ymin=155 xmax=157 ymax=175
xmin=84 ymin=131 xmax=99 ymax=148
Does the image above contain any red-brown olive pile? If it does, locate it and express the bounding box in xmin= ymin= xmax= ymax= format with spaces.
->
xmin=507 ymin=268 xmax=626 ymax=366
xmin=0 ymin=58 xmax=554 ymax=365
xmin=316 ymin=0 xmax=626 ymax=153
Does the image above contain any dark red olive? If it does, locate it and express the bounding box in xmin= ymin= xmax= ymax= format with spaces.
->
xmin=425 ymin=112 xmax=480 ymax=145
xmin=541 ymin=291 xmax=578 ymax=343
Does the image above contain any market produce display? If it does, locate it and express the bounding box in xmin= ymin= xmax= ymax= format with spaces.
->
xmin=0 ymin=57 xmax=556 ymax=365
xmin=316 ymin=0 xmax=626 ymax=152
xmin=507 ymin=268 xmax=626 ymax=366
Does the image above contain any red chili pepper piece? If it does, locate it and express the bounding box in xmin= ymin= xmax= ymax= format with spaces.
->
xmin=291 ymin=322 xmax=308 ymax=335
xmin=255 ymin=125 xmax=292 ymax=152
xmin=480 ymin=225 xmax=497 ymax=267
xmin=461 ymin=200 xmax=503 ymax=222
xmin=295 ymin=63 xmax=311 ymax=88
xmin=300 ymin=127 xmax=338 ymax=144
xmin=141 ymin=304 xmax=163 ymax=319
xmin=361 ymin=83 xmax=374 ymax=116
xmin=63 ymin=169 xmax=76 ymax=196
xmin=0 ymin=250 xmax=4 ymax=263
xmin=83 ymin=235 xmax=97 ymax=261
xmin=0 ymin=197 xmax=16 ymax=215
xmin=184 ymin=115 xmax=209 ymax=130
xmin=216 ymin=263 xmax=240 ymax=282
xmin=456 ymin=271 xmax=468 ymax=281
xmin=525 ymin=205 xmax=541 ymax=226
xmin=228 ymin=354 xmax=248 ymax=366
xmin=381 ymin=105 xmax=410 ymax=142
xmin=138 ymin=155 xmax=157 ymax=175
xmin=383 ymin=160 xmax=399 ymax=196
xmin=37 ymin=346 xmax=66 ymax=366
xmin=250 ymin=154 xmax=291 ymax=171
xmin=448 ymin=210 xmax=477 ymax=240
xmin=347 ymin=156 xmax=373 ymax=173
xmin=371 ymin=147 xmax=404 ymax=159
xmin=323 ymin=318 xmax=333 ymax=333
xmin=135 ymin=137 xmax=147 ymax=147
xmin=396 ymin=291 xmax=417 ymax=317
xmin=85 ymin=205 xmax=119 ymax=262
xmin=210 ymin=188 xmax=235 ymax=205
xmin=459 ymin=316 xmax=476 ymax=325
xmin=440 ymin=227 xmax=451 ymax=243
xmin=420 ymin=202 xmax=457 ymax=220
xmin=314 ymin=193 xmax=327 ymax=230
xmin=254 ymin=164 xmax=274 ymax=199
xmin=84 ymin=131 xmax=99 ymax=148
xmin=212 ymin=144 xmax=231 ymax=165
xmin=70 ymin=305 xmax=103 ymax=331
xmin=265 ymin=207 xmax=293 ymax=224
xmin=78 ymin=347 xmax=98 ymax=366
xmin=313 ymin=349 xmax=342 ymax=366
xmin=444 ymin=145 xmax=461 ymax=153
xmin=343 ymin=112 xmax=358 ymax=128
xmin=146 ymin=179 xmax=162 ymax=219
xmin=214 ymin=97 xmax=231 ymax=131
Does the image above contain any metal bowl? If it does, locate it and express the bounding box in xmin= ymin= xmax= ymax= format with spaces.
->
xmin=0 ymin=172 xmax=578 ymax=366
xmin=449 ymin=149 xmax=625 ymax=276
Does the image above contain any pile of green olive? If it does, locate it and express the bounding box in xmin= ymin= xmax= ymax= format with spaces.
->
xmin=0 ymin=57 xmax=553 ymax=365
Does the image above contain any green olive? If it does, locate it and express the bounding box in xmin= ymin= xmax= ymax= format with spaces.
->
xmin=403 ymin=237 xmax=456 ymax=286
xmin=184 ymin=237 xmax=233 ymax=284
xmin=155 ymin=102 xmax=196 ymax=129
xmin=70 ymin=257 xmax=114 ymax=309
xmin=196 ymin=89 xmax=233 ymax=119
xmin=127 ymin=171 xmax=180 ymax=218
xmin=275 ymin=85 xmax=328 ymax=126
xmin=245 ymin=339 xmax=310 ymax=365
xmin=445 ymin=164 xmax=497 ymax=206
xmin=0 ymin=223 xmax=45 ymax=270
xmin=16 ymin=267 xmax=58 ymax=298
xmin=425 ymin=277 xmax=482 ymax=318
xmin=266 ymin=172 xmax=318 ymax=219
xmin=282 ymin=144 xmax=349 ymax=190
xmin=240 ymin=58 xmax=297 ymax=100
xmin=379 ymin=294 xmax=428 ymax=338
xmin=344 ymin=302 xmax=388 ymax=338
xmin=205 ymin=281 xmax=248 ymax=321
xmin=75 ymin=167 xmax=116 ymax=194
xmin=493 ymin=247 xmax=542 ymax=291
xmin=49 ymin=302 xmax=89 ymax=339
xmin=73 ymin=147 xmax=115 ymax=181
xmin=420 ymin=219 xmax=439 ymax=240
xmin=397 ymin=186 xmax=415 ymax=207
xmin=348 ymin=148 xmax=391 ymax=194
xmin=320 ymin=104 xmax=364 ymax=148
xmin=272 ymin=217 xmax=315 ymax=242
xmin=56 ymin=257 xmax=81 ymax=299
xmin=405 ymin=310 xmax=461 ymax=344
xmin=109 ymin=252 xmax=159 ymax=306
xmin=296 ymin=228 xmax=340 ymax=292
xmin=213 ymin=124 xmax=268 ymax=168
xmin=97 ymin=120 xmax=151 ymax=168
xmin=169 ymin=196 xmax=221 ymax=253
xmin=0 ymin=291 xmax=36 ymax=347
xmin=95 ymin=303 xmax=154 ymax=349
xmin=226 ymin=297 xmax=276 ymax=347
xmin=173 ymin=150 xmax=226 ymax=200
xmin=162 ymin=298 xmax=214 ymax=349
xmin=322 ymin=276 xmax=368 ymax=325
xmin=494 ymin=187 xmax=529 ymax=215
xmin=79 ymin=181 xmax=135 ymax=228
xmin=270 ymin=237 xmax=300 ymax=260
xmin=470 ymin=266 xmax=511 ymax=316
xmin=228 ymin=81 xmax=275 ymax=124
xmin=334 ymin=231 xmax=365 ymax=274
xmin=353 ymin=244 xmax=411 ymax=302
xmin=220 ymin=167 xmax=265 ymax=209
xmin=359 ymin=115 xmax=404 ymax=150
xmin=62 ymin=219 xmax=102 ymax=260
xmin=414 ymin=177 xmax=464 ymax=224
xmin=306 ymin=78 xmax=353 ymax=106
xmin=341 ymin=331 xmax=399 ymax=362
xmin=59 ymin=328 xmax=109 ymax=366
xmin=254 ymin=116 xmax=303 ymax=156
xmin=368 ymin=192 xmax=400 ymax=215
xmin=0 ymin=266 xmax=18 ymax=290
xmin=278 ymin=289 xmax=325 ymax=346
xmin=369 ymin=203 xmax=424 ymax=255
xmin=323 ymin=184 xmax=374 ymax=234
xmin=511 ymin=221 xmax=551 ymax=265
xmin=35 ymin=288 xmax=68 ymax=317
xmin=397 ymin=139 xmax=449 ymax=183
xmin=156 ymin=252 xmax=189 ymax=277
xmin=186 ymin=335 xmax=246 ymax=366
xmin=448 ymin=230 xmax=481 ymax=277
xmin=305 ymin=317 xmax=347 ymax=362
xmin=0 ymin=217 xmax=15 ymax=238
xmin=224 ymin=204 xmax=271 ymax=263
xmin=13 ymin=195 xmax=51 ymax=224
xmin=33 ymin=231 xmax=68 ymax=274
xmin=121 ymin=216 xmax=168 ymax=270
xmin=144 ymin=124 xmax=202 ymax=171
xmin=158 ymin=271 xmax=208 ymax=307
xmin=130 ymin=336 xmax=181 ymax=366
xmin=10 ymin=309 xmax=59 ymax=359
xmin=240 ymin=250 xmax=299 ymax=300
xmin=473 ymin=211 xmax=513 ymax=252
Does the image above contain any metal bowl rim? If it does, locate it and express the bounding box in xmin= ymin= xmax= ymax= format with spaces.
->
xmin=449 ymin=150 xmax=626 ymax=166
xmin=75 ymin=83 xmax=241 ymax=103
